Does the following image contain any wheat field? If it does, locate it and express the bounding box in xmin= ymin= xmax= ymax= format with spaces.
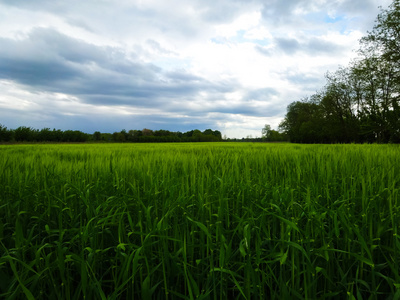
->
xmin=0 ymin=143 xmax=399 ymax=299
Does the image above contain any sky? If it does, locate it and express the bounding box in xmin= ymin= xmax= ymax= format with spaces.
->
xmin=0 ymin=0 xmax=392 ymax=138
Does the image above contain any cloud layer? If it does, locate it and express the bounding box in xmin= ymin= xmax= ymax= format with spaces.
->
xmin=0 ymin=0 xmax=391 ymax=137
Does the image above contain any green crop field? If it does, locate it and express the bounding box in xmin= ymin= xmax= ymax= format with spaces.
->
xmin=0 ymin=143 xmax=399 ymax=299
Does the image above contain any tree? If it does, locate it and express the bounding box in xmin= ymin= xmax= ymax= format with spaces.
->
xmin=279 ymin=100 xmax=326 ymax=143
xmin=357 ymin=0 xmax=400 ymax=142
xmin=320 ymin=69 xmax=360 ymax=142
xmin=364 ymin=0 xmax=400 ymax=70
xmin=63 ymin=130 xmax=88 ymax=142
xmin=279 ymin=1 xmax=400 ymax=144
xmin=261 ymin=124 xmax=271 ymax=141
xmin=14 ymin=126 xmax=37 ymax=142
xmin=127 ymin=130 xmax=142 ymax=142
xmin=262 ymin=124 xmax=287 ymax=142
xmin=112 ymin=131 xmax=126 ymax=142
xmin=93 ymin=131 xmax=102 ymax=141
xmin=0 ymin=124 xmax=12 ymax=142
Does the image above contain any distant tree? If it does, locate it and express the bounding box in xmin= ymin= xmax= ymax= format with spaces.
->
xmin=63 ymin=130 xmax=88 ymax=142
xmin=127 ymin=130 xmax=142 ymax=142
xmin=0 ymin=124 xmax=12 ymax=142
xmin=53 ymin=129 xmax=64 ymax=142
xmin=154 ymin=129 xmax=172 ymax=136
xmin=14 ymin=126 xmax=37 ymax=142
xmin=112 ymin=131 xmax=125 ymax=142
xmin=93 ymin=131 xmax=102 ymax=141
xmin=212 ymin=130 xmax=222 ymax=140
xmin=183 ymin=130 xmax=194 ymax=138
xmin=142 ymin=128 xmax=153 ymax=136
xmin=120 ymin=129 xmax=128 ymax=141
xmin=262 ymin=124 xmax=272 ymax=141
xmin=101 ymin=133 xmax=113 ymax=141
xmin=262 ymin=124 xmax=287 ymax=142
xmin=203 ymin=129 xmax=214 ymax=136
xmin=192 ymin=130 xmax=203 ymax=142
xmin=202 ymin=129 xmax=222 ymax=141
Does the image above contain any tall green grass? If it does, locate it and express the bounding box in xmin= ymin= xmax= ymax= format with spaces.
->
xmin=0 ymin=143 xmax=399 ymax=299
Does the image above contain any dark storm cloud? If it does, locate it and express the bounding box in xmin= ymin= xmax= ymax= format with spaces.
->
xmin=0 ymin=27 xmax=235 ymax=110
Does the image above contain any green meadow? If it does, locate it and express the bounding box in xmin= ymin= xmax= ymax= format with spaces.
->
xmin=0 ymin=143 xmax=399 ymax=299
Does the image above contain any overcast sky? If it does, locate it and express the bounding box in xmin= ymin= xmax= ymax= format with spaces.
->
xmin=0 ymin=0 xmax=392 ymax=138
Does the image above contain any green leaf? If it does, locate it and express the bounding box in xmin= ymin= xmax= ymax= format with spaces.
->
xmin=186 ymin=216 xmax=211 ymax=239
xmin=280 ymin=249 xmax=289 ymax=265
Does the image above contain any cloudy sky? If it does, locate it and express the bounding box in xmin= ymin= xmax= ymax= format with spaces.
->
xmin=0 ymin=0 xmax=392 ymax=138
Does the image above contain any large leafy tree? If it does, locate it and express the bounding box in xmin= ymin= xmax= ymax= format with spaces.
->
xmin=279 ymin=100 xmax=326 ymax=143
xmin=280 ymin=0 xmax=400 ymax=143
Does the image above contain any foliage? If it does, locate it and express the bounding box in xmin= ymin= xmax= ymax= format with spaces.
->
xmin=262 ymin=124 xmax=287 ymax=142
xmin=112 ymin=128 xmax=223 ymax=143
xmin=280 ymin=0 xmax=400 ymax=143
xmin=0 ymin=143 xmax=399 ymax=299
xmin=0 ymin=124 xmax=13 ymax=142
xmin=0 ymin=125 xmax=223 ymax=143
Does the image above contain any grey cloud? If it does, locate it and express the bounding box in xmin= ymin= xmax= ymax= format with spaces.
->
xmin=0 ymin=28 xmax=158 ymax=92
xmin=260 ymin=0 xmax=312 ymax=27
xmin=0 ymin=0 xmax=388 ymax=137
xmin=212 ymin=105 xmax=281 ymax=117
xmin=335 ymin=0 xmax=377 ymax=14
xmin=275 ymin=37 xmax=301 ymax=54
xmin=178 ymin=103 xmax=270 ymax=117
xmin=255 ymin=45 xmax=272 ymax=56
xmin=65 ymin=17 xmax=94 ymax=32
xmin=165 ymin=70 xmax=204 ymax=82
xmin=171 ymin=86 xmax=281 ymax=117
xmin=258 ymin=0 xmax=388 ymax=35
xmin=146 ymin=40 xmax=176 ymax=56
xmin=0 ymin=27 xmax=236 ymax=111
xmin=245 ymin=88 xmax=279 ymax=101
xmin=196 ymin=0 xmax=259 ymax=23
xmin=27 ymin=28 xmax=110 ymax=64
xmin=274 ymin=36 xmax=346 ymax=55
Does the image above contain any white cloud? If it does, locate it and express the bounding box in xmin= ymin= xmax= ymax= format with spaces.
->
xmin=0 ymin=0 xmax=390 ymax=138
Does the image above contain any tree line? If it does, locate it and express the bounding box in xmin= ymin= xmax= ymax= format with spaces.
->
xmin=0 ymin=125 xmax=222 ymax=143
xmin=0 ymin=126 xmax=89 ymax=143
xmin=103 ymin=128 xmax=222 ymax=143
xmin=279 ymin=0 xmax=400 ymax=143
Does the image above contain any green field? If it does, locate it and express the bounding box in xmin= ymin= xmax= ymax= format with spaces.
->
xmin=0 ymin=143 xmax=399 ymax=299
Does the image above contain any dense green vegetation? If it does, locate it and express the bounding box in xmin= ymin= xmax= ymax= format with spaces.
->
xmin=0 ymin=143 xmax=399 ymax=299
xmin=108 ymin=129 xmax=222 ymax=143
xmin=280 ymin=0 xmax=400 ymax=143
xmin=0 ymin=125 xmax=222 ymax=143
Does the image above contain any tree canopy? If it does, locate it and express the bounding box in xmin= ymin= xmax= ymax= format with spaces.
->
xmin=0 ymin=125 xmax=223 ymax=143
xmin=280 ymin=0 xmax=400 ymax=143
